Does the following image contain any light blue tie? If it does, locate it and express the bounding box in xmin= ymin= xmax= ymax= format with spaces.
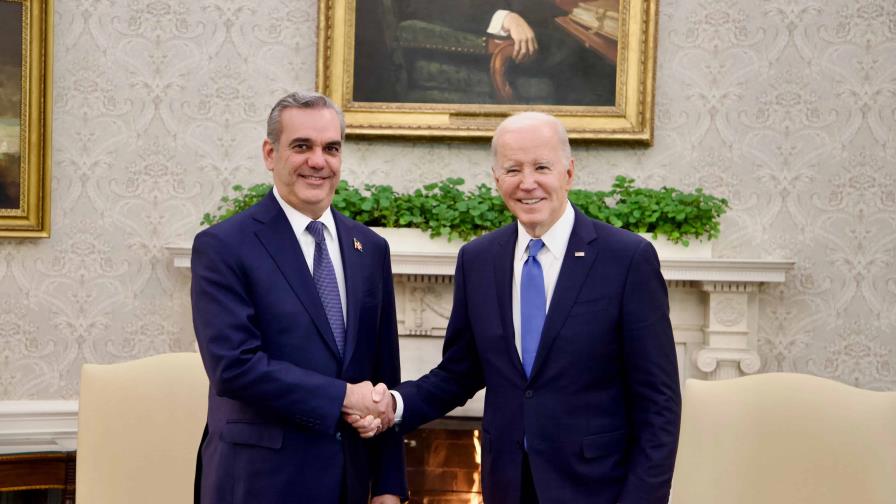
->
xmin=521 ymin=239 xmax=546 ymax=378
xmin=306 ymin=220 xmax=345 ymax=357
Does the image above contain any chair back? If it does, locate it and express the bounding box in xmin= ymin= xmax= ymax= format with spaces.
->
xmin=76 ymin=352 xmax=208 ymax=504
xmin=670 ymin=373 xmax=896 ymax=504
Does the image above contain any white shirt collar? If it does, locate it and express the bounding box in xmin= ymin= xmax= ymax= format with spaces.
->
xmin=514 ymin=201 xmax=575 ymax=261
xmin=272 ymin=185 xmax=338 ymax=239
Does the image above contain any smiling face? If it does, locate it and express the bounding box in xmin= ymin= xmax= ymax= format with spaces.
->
xmin=492 ymin=116 xmax=574 ymax=238
xmin=262 ymin=107 xmax=342 ymax=219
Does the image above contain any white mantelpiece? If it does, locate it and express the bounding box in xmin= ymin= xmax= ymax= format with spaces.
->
xmin=0 ymin=401 xmax=78 ymax=454
xmin=166 ymin=232 xmax=790 ymax=282
xmin=164 ymin=229 xmax=793 ymax=417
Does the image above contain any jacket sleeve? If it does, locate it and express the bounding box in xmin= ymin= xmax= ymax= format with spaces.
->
xmin=369 ymin=241 xmax=409 ymax=499
xmin=394 ymin=246 xmax=486 ymax=432
xmin=617 ymin=240 xmax=682 ymax=504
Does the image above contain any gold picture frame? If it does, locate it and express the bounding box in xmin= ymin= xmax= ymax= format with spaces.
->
xmin=317 ymin=0 xmax=657 ymax=142
xmin=0 ymin=0 xmax=53 ymax=237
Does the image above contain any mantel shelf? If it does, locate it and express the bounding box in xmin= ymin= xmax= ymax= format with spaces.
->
xmin=165 ymin=244 xmax=793 ymax=284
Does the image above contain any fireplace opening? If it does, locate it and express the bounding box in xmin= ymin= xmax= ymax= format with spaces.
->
xmin=404 ymin=418 xmax=483 ymax=504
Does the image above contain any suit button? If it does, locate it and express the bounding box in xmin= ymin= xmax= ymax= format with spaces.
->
xmin=524 ymin=390 xmax=533 ymax=398
xmin=336 ymin=432 xmax=342 ymax=441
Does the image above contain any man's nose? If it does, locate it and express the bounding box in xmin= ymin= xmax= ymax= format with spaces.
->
xmin=306 ymin=148 xmax=326 ymax=168
xmin=519 ymin=170 xmax=538 ymax=190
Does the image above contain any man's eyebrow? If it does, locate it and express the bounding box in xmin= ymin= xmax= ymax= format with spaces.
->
xmin=499 ymin=159 xmax=554 ymax=170
xmin=286 ymin=138 xmax=342 ymax=148
xmin=287 ymin=137 xmax=312 ymax=146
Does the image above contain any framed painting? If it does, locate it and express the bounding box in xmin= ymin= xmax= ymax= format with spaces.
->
xmin=317 ymin=0 xmax=657 ymax=142
xmin=0 ymin=0 xmax=52 ymax=237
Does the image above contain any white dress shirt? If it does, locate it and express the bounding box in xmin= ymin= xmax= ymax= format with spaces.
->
xmin=487 ymin=10 xmax=512 ymax=36
xmin=512 ymin=201 xmax=575 ymax=358
xmin=393 ymin=201 xmax=576 ymax=422
xmin=272 ymin=186 xmax=347 ymax=322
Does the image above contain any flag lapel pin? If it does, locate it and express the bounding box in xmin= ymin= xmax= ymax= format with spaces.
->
xmin=574 ymin=251 xmax=585 ymax=257
xmin=353 ymin=238 xmax=363 ymax=252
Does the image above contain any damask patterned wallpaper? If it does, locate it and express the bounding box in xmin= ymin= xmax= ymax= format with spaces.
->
xmin=0 ymin=0 xmax=893 ymax=399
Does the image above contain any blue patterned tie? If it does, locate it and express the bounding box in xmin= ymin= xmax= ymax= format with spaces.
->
xmin=306 ymin=220 xmax=345 ymax=357
xmin=521 ymin=239 xmax=546 ymax=378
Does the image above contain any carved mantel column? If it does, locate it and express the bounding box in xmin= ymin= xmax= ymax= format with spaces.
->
xmin=659 ymin=259 xmax=793 ymax=381
xmin=695 ymin=282 xmax=762 ymax=380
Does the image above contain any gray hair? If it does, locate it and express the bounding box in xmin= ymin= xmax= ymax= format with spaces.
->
xmin=490 ymin=111 xmax=572 ymax=163
xmin=266 ymin=91 xmax=346 ymax=145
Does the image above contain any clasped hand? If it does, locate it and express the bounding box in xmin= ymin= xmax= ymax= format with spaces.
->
xmin=342 ymin=381 xmax=395 ymax=438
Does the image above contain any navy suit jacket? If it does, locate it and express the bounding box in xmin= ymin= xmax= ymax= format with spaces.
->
xmin=396 ymin=208 xmax=681 ymax=504
xmin=191 ymin=192 xmax=406 ymax=504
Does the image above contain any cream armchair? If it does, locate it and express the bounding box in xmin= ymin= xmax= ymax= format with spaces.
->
xmin=670 ymin=373 xmax=896 ymax=504
xmin=76 ymin=352 xmax=208 ymax=503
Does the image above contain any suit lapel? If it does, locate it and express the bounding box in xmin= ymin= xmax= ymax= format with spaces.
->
xmin=333 ymin=211 xmax=362 ymax=372
xmin=493 ymin=225 xmax=526 ymax=378
xmin=253 ymin=193 xmax=342 ymax=361
xmin=529 ymin=210 xmax=599 ymax=380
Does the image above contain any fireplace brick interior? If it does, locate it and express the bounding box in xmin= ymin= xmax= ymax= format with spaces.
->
xmin=404 ymin=418 xmax=483 ymax=504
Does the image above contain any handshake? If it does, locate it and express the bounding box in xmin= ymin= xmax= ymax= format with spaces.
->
xmin=342 ymin=381 xmax=396 ymax=439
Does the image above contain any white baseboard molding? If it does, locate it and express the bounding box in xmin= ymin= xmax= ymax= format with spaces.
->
xmin=0 ymin=400 xmax=78 ymax=454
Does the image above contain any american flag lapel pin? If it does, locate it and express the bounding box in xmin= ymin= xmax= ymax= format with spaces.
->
xmin=574 ymin=251 xmax=585 ymax=257
xmin=354 ymin=238 xmax=363 ymax=252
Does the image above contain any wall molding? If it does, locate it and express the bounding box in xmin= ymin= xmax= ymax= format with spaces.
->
xmin=0 ymin=401 xmax=78 ymax=454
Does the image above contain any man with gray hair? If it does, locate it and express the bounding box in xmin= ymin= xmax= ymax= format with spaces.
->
xmin=351 ymin=112 xmax=681 ymax=503
xmin=192 ymin=91 xmax=406 ymax=504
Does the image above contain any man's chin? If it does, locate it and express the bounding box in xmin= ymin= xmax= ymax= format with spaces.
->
xmin=514 ymin=206 xmax=545 ymax=221
xmin=516 ymin=215 xmax=547 ymax=231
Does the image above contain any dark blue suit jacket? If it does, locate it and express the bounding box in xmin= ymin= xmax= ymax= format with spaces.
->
xmin=191 ymin=192 xmax=407 ymax=504
xmin=396 ymin=208 xmax=680 ymax=504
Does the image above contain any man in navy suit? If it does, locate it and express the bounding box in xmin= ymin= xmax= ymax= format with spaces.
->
xmin=350 ymin=112 xmax=680 ymax=503
xmin=191 ymin=91 xmax=406 ymax=504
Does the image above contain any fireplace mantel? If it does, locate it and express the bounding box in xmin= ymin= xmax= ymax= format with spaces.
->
xmin=166 ymin=237 xmax=792 ymax=282
xmin=165 ymin=232 xmax=793 ymax=417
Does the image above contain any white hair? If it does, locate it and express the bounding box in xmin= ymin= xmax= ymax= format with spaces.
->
xmin=490 ymin=112 xmax=572 ymax=164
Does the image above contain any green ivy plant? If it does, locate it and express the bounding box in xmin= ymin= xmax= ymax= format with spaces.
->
xmin=201 ymin=176 xmax=728 ymax=245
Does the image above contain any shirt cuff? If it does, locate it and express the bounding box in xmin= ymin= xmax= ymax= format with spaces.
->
xmin=487 ymin=9 xmax=511 ymax=37
xmin=390 ymin=390 xmax=404 ymax=423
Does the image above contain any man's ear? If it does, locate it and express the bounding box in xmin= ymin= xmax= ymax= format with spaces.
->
xmin=262 ymin=138 xmax=275 ymax=172
xmin=565 ymin=157 xmax=575 ymax=188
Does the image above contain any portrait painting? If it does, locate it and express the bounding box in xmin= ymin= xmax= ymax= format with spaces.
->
xmin=0 ymin=2 xmax=23 ymax=211
xmin=0 ymin=0 xmax=52 ymax=237
xmin=317 ymin=0 xmax=657 ymax=142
